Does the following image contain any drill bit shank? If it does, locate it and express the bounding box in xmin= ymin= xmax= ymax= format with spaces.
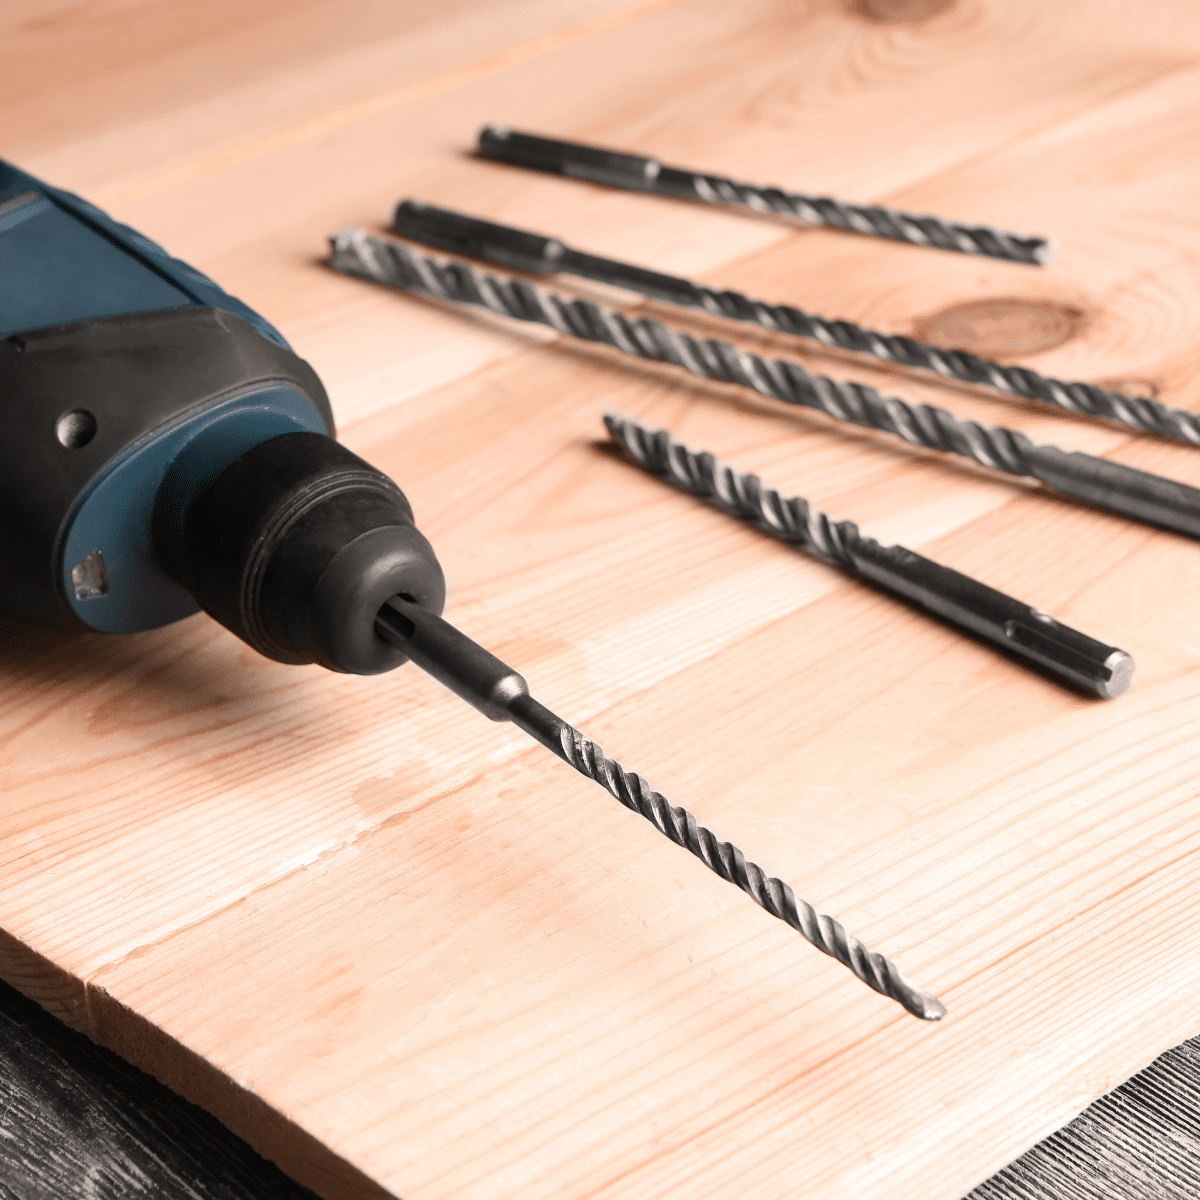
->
xmin=393 ymin=201 xmax=1200 ymax=448
xmin=375 ymin=594 xmax=945 ymax=1021
xmin=604 ymin=413 xmax=1133 ymax=699
xmin=328 ymin=228 xmax=1200 ymax=542
xmin=476 ymin=126 xmax=1055 ymax=266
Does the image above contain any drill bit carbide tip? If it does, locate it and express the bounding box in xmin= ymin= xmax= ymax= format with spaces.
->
xmin=391 ymin=200 xmax=1200 ymax=449
xmin=603 ymin=412 xmax=1134 ymax=700
xmin=328 ymin=227 xmax=1200 ymax=543
xmin=374 ymin=595 xmax=945 ymax=1021
xmin=476 ymin=125 xmax=1055 ymax=266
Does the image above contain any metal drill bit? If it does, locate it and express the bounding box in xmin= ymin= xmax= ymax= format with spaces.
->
xmin=328 ymin=227 xmax=1200 ymax=542
xmin=604 ymin=412 xmax=1133 ymax=699
xmin=394 ymin=201 xmax=1200 ymax=447
xmin=374 ymin=593 xmax=945 ymax=1020
xmin=476 ymin=126 xmax=1055 ymax=266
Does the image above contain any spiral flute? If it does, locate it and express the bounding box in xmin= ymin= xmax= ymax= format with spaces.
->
xmin=605 ymin=414 xmax=864 ymax=572
xmin=550 ymin=714 xmax=939 ymax=1017
xmin=391 ymin=200 xmax=1200 ymax=446
xmin=329 ymin=227 xmax=1200 ymax=542
xmin=374 ymin=595 xmax=945 ymax=1020
xmin=476 ymin=126 xmax=1054 ymax=266
xmin=683 ymin=287 xmax=1200 ymax=443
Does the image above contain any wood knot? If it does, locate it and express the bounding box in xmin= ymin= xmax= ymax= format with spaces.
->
xmin=852 ymin=0 xmax=955 ymax=23
xmin=913 ymin=297 xmax=1087 ymax=360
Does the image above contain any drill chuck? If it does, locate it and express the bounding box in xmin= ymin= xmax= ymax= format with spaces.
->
xmin=169 ymin=433 xmax=444 ymax=674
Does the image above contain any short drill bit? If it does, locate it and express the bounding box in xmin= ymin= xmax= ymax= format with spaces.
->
xmin=476 ymin=126 xmax=1055 ymax=266
xmin=374 ymin=593 xmax=946 ymax=1020
xmin=393 ymin=201 xmax=1200 ymax=447
xmin=328 ymin=227 xmax=1200 ymax=542
xmin=604 ymin=412 xmax=1133 ymax=699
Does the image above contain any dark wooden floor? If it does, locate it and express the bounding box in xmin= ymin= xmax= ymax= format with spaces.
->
xmin=1 ymin=978 xmax=1198 ymax=1199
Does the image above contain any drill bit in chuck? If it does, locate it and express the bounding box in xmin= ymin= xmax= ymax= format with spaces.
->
xmin=393 ymin=201 xmax=1200 ymax=448
xmin=328 ymin=228 xmax=1200 ymax=543
xmin=476 ymin=126 xmax=1055 ymax=266
xmin=374 ymin=593 xmax=946 ymax=1021
xmin=604 ymin=412 xmax=1133 ymax=700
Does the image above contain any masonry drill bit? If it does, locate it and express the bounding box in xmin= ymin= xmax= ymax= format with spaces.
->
xmin=604 ymin=413 xmax=1133 ymax=699
xmin=374 ymin=592 xmax=945 ymax=1020
xmin=476 ymin=126 xmax=1055 ymax=266
xmin=328 ymin=228 xmax=1200 ymax=542
xmin=394 ymin=201 xmax=1200 ymax=447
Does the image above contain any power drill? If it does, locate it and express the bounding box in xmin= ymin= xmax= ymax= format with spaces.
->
xmin=0 ymin=158 xmax=946 ymax=1021
xmin=0 ymin=159 xmax=444 ymax=672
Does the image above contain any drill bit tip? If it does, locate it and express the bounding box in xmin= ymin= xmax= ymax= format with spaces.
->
xmin=1031 ymin=239 xmax=1059 ymax=266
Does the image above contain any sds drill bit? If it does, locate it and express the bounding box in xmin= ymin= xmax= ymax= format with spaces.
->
xmin=604 ymin=412 xmax=1133 ymax=699
xmin=374 ymin=593 xmax=946 ymax=1020
xmin=328 ymin=228 xmax=1200 ymax=542
xmin=393 ymin=201 xmax=1200 ymax=447
xmin=476 ymin=126 xmax=1055 ymax=266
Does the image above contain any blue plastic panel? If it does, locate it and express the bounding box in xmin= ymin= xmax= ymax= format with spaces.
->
xmin=0 ymin=158 xmax=288 ymax=348
xmin=0 ymin=191 xmax=193 ymax=337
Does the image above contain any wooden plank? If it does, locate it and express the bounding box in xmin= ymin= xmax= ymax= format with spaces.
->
xmin=5 ymin=2 xmax=1200 ymax=1198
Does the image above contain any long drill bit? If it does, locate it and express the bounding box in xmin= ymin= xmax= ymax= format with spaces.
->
xmin=476 ymin=126 xmax=1055 ymax=266
xmin=374 ymin=592 xmax=946 ymax=1020
xmin=328 ymin=227 xmax=1200 ymax=542
xmin=393 ymin=200 xmax=1200 ymax=447
xmin=603 ymin=412 xmax=1133 ymax=700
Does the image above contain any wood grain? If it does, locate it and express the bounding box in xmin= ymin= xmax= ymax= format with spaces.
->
xmin=5 ymin=2 xmax=1200 ymax=1198
xmin=2 ymin=0 xmax=678 ymax=200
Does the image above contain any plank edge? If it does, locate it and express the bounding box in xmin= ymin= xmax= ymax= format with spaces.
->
xmin=0 ymin=926 xmax=391 ymax=1200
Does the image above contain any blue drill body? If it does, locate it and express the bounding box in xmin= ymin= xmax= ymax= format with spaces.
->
xmin=0 ymin=160 xmax=284 ymax=346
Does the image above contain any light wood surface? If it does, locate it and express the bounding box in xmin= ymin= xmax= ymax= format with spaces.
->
xmin=5 ymin=2 xmax=1200 ymax=1197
